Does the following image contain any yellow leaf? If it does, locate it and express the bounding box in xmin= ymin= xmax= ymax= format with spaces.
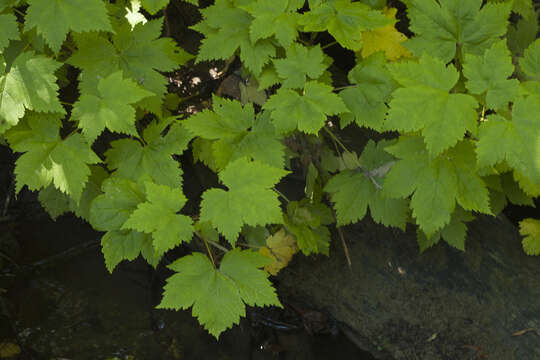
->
xmin=520 ymin=218 xmax=540 ymax=255
xmin=0 ymin=342 xmax=21 ymax=358
xmin=259 ymin=228 xmax=299 ymax=275
xmin=360 ymin=8 xmax=411 ymax=61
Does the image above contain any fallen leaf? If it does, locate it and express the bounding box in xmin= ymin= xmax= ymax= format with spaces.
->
xmin=259 ymin=228 xmax=299 ymax=275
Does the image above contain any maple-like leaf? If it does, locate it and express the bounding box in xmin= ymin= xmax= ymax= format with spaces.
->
xmin=339 ymin=52 xmax=395 ymax=130
xmin=383 ymin=136 xmax=491 ymax=237
xmin=157 ymin=249 xmax=281 ymax=338
xmin=520 ymin=38 xmax=540 ymax=81
xmin=0 ymin=52 xmax=64 ymax=133
xmin=184 ymin=97 xmax=285 ymax=170
xmin=283 ymin=199 xmax=333 ymax=255
xmin=360 ymin=7 xmax=411 ymax=61
xmin=4 ymin=113 xmax=100 ymax=202
xmin=476 ymin=96 xmax=540 ymax=190
xmin=416 ymin=207 xmax=475 ymax=252
xmin=38 ymin=165 xmax=108 ymax=221
xmin=105 ymin=121 xmax=192 ymax=188
xmin=200 ymin=158 xmax=288 ymax=245
xmin=520 ymin=218 xmax=540 ymax=255
xmin=122 ymin=182 xmax=194 ymax=253
xmin=403 ymin=0 xmax=512 ymax=62
xmin=386 ymin=54 xmax=478 ymax=156
xmin=272 ymin=44 xmax=327 ymax=89
xmin=191 ymin=0 xmax=275 ymax=75
xmin=0 ymin=13 xmax=19 ymax=51
xmin=259 ymin=228 xmax=298 ymax=275
xmin=463 ymin=40 xmax=519 ymax=110
xmin=300 ymin=0 xmax=391 ymax=51
xmin=72 ymin=71 xmax=153 ymax=143
xmin=140 ymin=0 xmax=168 ymax=14
xmin=325 ymin=140 xmax=409 ymax=229
xmin=68 ymin=19 xmax=192 ymax=114
xmin=101 ymin=229 xmax=154 ymax=272
xmin=24 ymin=0 xmax=112 ymax=52
xmin=242 ymin=0 xmax=300 ymax=48
xmin=263 ymin=81 xmax=348 ymax=134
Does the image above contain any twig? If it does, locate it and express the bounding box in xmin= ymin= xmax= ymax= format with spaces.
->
xmin=337 ymin=226 xmax=352 ymax=270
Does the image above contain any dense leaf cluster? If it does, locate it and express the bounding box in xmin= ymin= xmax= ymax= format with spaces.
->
xmin=0 ymin=0 xmax=539 ymax=337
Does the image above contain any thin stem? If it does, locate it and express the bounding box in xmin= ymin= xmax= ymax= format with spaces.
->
xmin=206 ymin=239 xmax=229 ymax=253
xmin=60 ymin=101 xmax=73 ymax=107
xmin=273 ymin=188 xmax=290 ymax=203
xmin=0 ymin=250 xmax=20 ymax=269
xmin=323 ymin=126 xmax=349 ymax=153
xmin=333 ymin=84 xmax=358 ymax=91
xmin=195 ymin=231 xmax=217 ymax=268
xmin=321 ymin=41 xmax=338 ymax=50
xmin=12 ymin=7 xmax=25 ymax=17
xmin=236 ymin=242 xmax=262 ymax=249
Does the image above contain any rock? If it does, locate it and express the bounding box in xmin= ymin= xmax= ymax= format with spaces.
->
xmin=277 ymin=215 xmax=540 ymax=359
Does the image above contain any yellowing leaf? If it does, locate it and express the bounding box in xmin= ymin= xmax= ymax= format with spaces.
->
xmin=520 ymin=218 xmax=540 ymax=255
xmin=259 ymin=228 xmax=298 ymax=275
xmin=0 ymin=342 xmax=21 ymax=358
xmin=360 ymin=8 xmax=411 ymax=61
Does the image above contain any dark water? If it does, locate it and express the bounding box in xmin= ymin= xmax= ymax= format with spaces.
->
xmin=0 ymin=208 xmax=373 ymax=360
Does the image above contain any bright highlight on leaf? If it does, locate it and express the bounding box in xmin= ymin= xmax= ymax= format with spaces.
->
xmin=259 ymin=228 xmax=298 ymax=275
xmin=360 ymin=7 xmax=411 ymax=61
xmin=200 ymin=158 xmax=288 ymax=245
xmin=157 ymin=249 xmax=281 ymax=338
xmin=0 ymin=52 xmax=64 ymax=133
xmin=520 ymin=218 xmax=540 ymax=255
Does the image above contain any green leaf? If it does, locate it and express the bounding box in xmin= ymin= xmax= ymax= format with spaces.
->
xmin=105 ymin=121 xmax=193 ymax=188
xmin=507 ymin=13 xmax=539 ymax=57
xmin=184 ymin=98 xmax=285 ymax=169
xmin=101 ymin=230 xmax=153 ymax=272
xmin=69 ymin=20 xmax=192 ymax=114
xmin=263 ymin=81 xmax=348 ymax=134
xmin=0 ymin=13 xmax=19 ymax=51
xmin=299 ymin=0 xmax=391 ymax=51
xmin=339 ymin=52 xmax=394 ymax=130
xmin=122 ymin=182 xmax=194 ymax=253
xmin=273 ymin=44 xmax=327 ymax=89
xmin=72 ymin=71 xmax=153 ymax=143
xmin=0 ymin=52 xmax=64 ymax=133
xmin=242 ymin=0 xmax=300 ymax=48
xmin=476 ymin=97 xmax=540 ymax=188
xmin=284 ymin=199 xmax=333 ymax=255
xmin=140 ymin=0 xmax=168 ymax=14
xmin=417 ymin=207 xmax=475 ymax=252
xmin=403 ymin=0 xmax=512 ymax=62
xmin=192 ymin=0 xmax=275 ymax=75
xmin=383 ymin=136 xmax=490 ymax=237
xmin=463 ymin=40 xmax=519 ymax=111
xmin=200 ymin=158 xmax=288 ymax=245
xmin=24 ymin=0 xmax=112 ymax=52
xmin=38 ymin=164 xmax=108 ymax=221
xmin=386 ymin=54 xmax=478 ymax=156
xmin=4 ymin=113 xmax=100 ymax=202
xmin=325 ymin=140 xmax=408 ymax=229
xmin=89 ymin=177 xmax=146 ymax=232
xmin=520 ymin=38 xmax=540 ymax=81
xmin=157 ymin=249 xmax=280 ymax=338
xmin=520 ymin=218 xmax=540 ymax=255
